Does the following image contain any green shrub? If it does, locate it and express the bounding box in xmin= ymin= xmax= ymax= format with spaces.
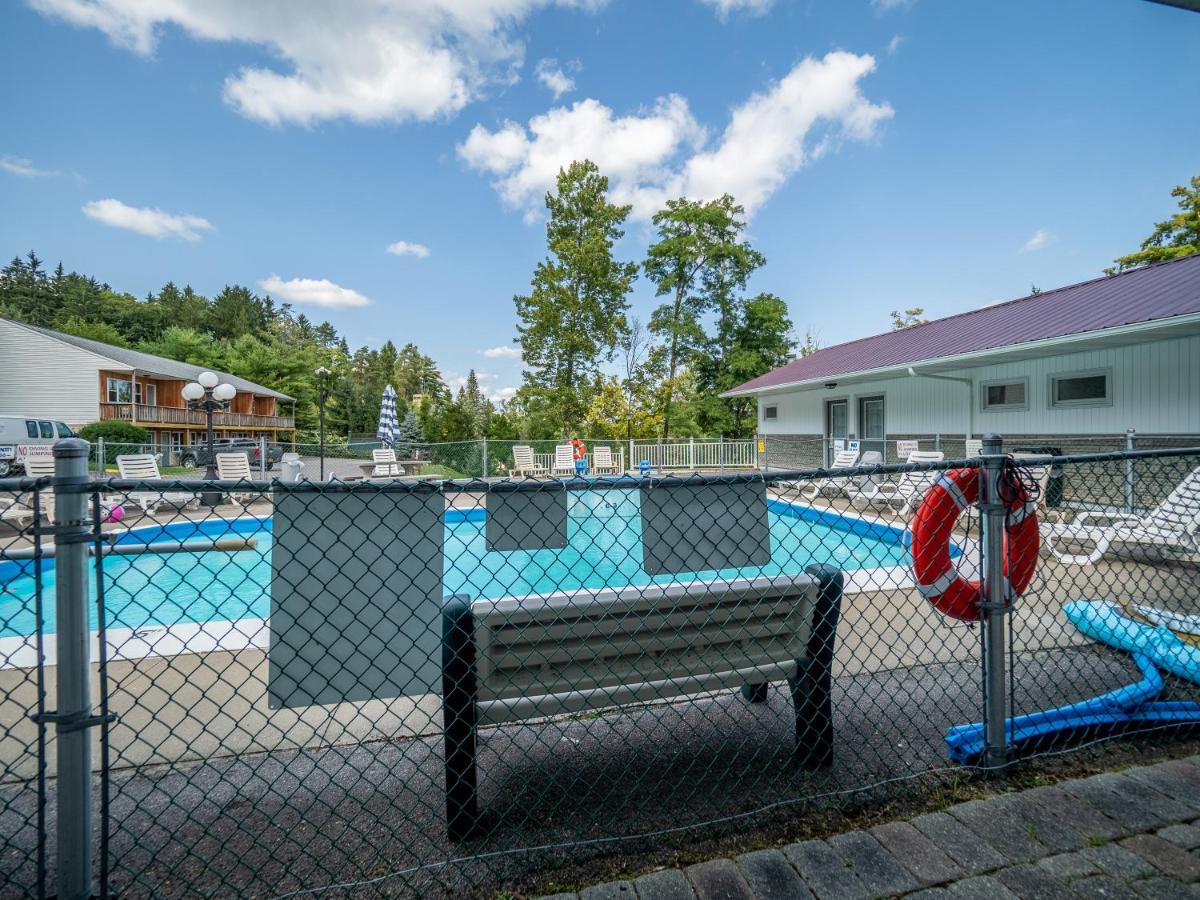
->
xmin=77 ymin=421 xmax=152 ymax=464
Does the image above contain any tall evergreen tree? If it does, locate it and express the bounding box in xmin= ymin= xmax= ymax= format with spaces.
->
xmin=514 ymin=160 xmax=637 ymax=432
xmin=644 ymin=195 xmax=761 ymax=439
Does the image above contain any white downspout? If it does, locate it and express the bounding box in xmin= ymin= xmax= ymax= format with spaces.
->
xmin=907 ymin=366 xmax=974 ymax=440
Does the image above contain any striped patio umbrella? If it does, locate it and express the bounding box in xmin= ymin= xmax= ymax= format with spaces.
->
xmin=376 ymin=384 xmax=399 ymax=447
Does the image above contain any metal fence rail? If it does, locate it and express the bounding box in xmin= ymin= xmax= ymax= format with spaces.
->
xmin=1 ymin=437 xmax=1199 ymax=897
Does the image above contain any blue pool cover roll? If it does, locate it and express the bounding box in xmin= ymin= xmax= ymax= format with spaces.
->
xmin=945 ymin=600 xmax=1200 ymax=764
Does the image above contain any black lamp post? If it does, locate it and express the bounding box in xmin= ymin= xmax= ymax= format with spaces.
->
xmin=182 ymin=371 xmax=237 ymax=508
xmin=315 ymin=366 xmax=331 ymax=480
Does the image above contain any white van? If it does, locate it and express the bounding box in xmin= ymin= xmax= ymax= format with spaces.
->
xmin=0 ymin=415 xmax=76 ymax=477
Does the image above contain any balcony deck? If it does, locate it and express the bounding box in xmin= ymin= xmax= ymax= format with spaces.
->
xmin=100 ymin=403 xmax=293 ymax=430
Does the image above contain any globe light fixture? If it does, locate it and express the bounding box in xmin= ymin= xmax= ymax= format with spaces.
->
xmin=183 ymin=373 xmax=239 ymax=507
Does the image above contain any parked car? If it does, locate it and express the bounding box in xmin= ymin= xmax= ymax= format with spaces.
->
xmin=0 ymin=415 xmax=76 ymax=477
xmin=178 ymin=439 xmax=282 ymax=470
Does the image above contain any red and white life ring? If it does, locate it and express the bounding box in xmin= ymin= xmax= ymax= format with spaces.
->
xmin=910 ymin=467 xmax=1040 ymax=622
xmin=571 ymin=438 xmax=587 ymax=461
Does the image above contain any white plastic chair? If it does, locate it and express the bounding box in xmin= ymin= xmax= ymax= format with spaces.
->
xmin=372 ymin=447 xmax=401 ymax=478
xmin=849 ymin=450 xmax=945 ymax=514
xmin=512 ymin=445 xmax=548 ymax=477
xmin=592 ymin=446 xmax=620 ymax=475
xmin=1045 ymin=466 xmax=1200 ymax=565
xmin=215 ymin=452 xmax=259 ymax=508
xmin=115 ymin=454 xmax=200 ymax=516
xmin=552 ymin=444 xmax=576 ymax=477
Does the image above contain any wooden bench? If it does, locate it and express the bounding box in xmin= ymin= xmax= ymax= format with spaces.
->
xmin=441 ymin=564 xmax=843 ymax=840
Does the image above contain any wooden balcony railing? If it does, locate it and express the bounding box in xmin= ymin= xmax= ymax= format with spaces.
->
xmin=100 ymin=403 xmax=293 ymax=430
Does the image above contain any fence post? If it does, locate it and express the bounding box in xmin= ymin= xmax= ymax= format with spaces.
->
xmin=1124 ymin=428 xmax=1136 ymax=513
xmin=629 ymin=438 xmax=635 ymax=473
xmin=259 ymin=436 xmax=267 ymax=477
xmin=96 ymin=437 xmax=105 ymax=476
xmin=481 ymin=437 xmax=488 ymax=479
xmin=53 ymin=438 xmax=95 ymax=899
xmin=934 ymin=432 xmax=941 ymax=453
xmin=719 ymin=434 xmax=725 ymax=473
xmin=979 ymin=432 xmax=1009 ymax=774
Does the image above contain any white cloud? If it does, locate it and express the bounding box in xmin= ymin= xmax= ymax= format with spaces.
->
xmin=386 ymin=240 xmax=431 ymax=258
xmin=460 ymin=51 xmax=892 ymax=221
xmin=29 ymin=0 xmax=605 ymax=127
xmin=1 ymin=155 xmax=60 ymax=177
xmin=258 ymin=274 xmax=369 ymax=309
xmin=887 ymin=35 xmax=904 ymax=55
xmin=81 ymin=198 xmax=214 ymax=240
xmin=535 ymin=58 xmax=576 ymax=98
xmin=1019 ymin=228 xmax=1055 ymax=254
xmin=491 ymin=385 xmax=519 ymax=402
xmin=699 ymin=0 xmax=775 ymax=18
xmin=481 ymin=345 xmax=522 ymax=359
xmin=872 ymin=0 xmax=915 ymax=11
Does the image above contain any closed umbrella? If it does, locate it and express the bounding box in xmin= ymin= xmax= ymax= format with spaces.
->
xmin=376 ymin=384 xmax=399 ymax=447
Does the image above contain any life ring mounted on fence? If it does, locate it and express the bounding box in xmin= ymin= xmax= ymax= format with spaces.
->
xmin=911 ymin=466 xmax=1040 ymax=623
xmin=571 ymin=438 xmax=587 ymax=461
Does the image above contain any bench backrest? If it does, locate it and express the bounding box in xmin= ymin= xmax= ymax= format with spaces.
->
xmin=470 ymin=574 xmax=818 ymax=707
xmin=116 ymin=454 xmax=162 ymax=480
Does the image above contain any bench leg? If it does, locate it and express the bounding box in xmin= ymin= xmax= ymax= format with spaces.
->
xmin=741 ymin=682 xmax=769 ymax=703
xmin=442 ymin=596 xmax=479 ymax=841
xmin=794 ymin=564 xmax=843 ymax=769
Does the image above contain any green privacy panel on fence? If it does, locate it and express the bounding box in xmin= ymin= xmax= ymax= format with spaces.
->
xmin=268 ymin=489 xmax=444 ymax=708
xmin=638 ymin=480 xmax=771 ymax=576
xmin=485 ymin=488 xmax=568 ymax=551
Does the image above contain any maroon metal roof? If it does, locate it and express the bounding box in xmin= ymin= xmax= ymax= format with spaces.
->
xmin=727 ymin=254 xmax=1200 ymax=395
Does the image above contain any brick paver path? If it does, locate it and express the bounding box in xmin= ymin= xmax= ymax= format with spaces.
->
xmin=548 ymin=757 xmax=1200 ymax=899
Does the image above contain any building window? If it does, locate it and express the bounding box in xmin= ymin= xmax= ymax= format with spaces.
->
xmin=134 ymin=383 xmax=157 ymax=406
xmin=763 ymin=404 xmax=778 ymax=421
xmin=981 ymin=378 xmax=1028 ymax=411
xmin=106 ymin=377 xmax=132 ymax=404
xmin=1050 ymin=369 xmax=1111 ymax=408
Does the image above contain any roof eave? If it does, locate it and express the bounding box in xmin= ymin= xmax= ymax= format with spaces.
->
xmin=720 ymin=310 xmax=1200 ymax=398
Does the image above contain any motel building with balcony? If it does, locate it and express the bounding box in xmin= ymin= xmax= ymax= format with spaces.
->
xmin=0 ymin=318 xmax=295 ymax=457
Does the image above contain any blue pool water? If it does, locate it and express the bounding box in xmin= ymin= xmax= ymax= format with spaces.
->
xmin=0 ymin=492 xmax=916 ymax=637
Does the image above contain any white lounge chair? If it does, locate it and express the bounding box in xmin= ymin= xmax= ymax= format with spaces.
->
xmin=592 ymin=446 xmax=621 ymax=475
xmin=796 ymin=449 xmax=861 ymax=500
xmin=0 ymin=492 xmax=36 ymax=530
xmin=511 ymin=445 xmax=548 ymax=478
xmin=1045 ymin=465 xmax=1200 ymax=565
xmin=552 ymin=444 xmax=576 ymax=477
xmin=848 ymin=450 xmax=945 ymax=514
xmin=371 ymin=447 xmax=401 ymax=478
xmin=215 ymin=452 xmax=260 ymax=508
xmin=115 ymin=454 xmax=201 ymax=516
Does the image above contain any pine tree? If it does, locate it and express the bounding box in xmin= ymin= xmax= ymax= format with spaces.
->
xmin=514 ymin=160 xmax=636 ymax=432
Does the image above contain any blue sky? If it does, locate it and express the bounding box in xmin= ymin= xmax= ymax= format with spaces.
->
xmin=1 ymin=0 xmax=1197 ymax=401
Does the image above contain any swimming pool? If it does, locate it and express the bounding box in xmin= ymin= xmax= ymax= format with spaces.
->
xmin=0 ymin=491 xmax=918 ymax=638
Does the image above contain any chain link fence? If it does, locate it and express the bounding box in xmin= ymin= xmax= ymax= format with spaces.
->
xmin=1 ymin=437 xmax=1198 ymax=897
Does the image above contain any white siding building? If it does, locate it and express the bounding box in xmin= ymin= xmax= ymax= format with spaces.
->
xmin=722 ymin=255 xmax=1200 ymax=467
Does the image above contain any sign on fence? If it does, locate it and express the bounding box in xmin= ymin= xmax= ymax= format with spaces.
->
xmin=268 ymin=490 xmax=445 ymax=707
xmin=639 ymin=481 xmax=770 ymax=576
xmin=896 ymin=439 xmax=919 ymax=458
xmin=486 ymin=488 xmax=568 ymax=550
